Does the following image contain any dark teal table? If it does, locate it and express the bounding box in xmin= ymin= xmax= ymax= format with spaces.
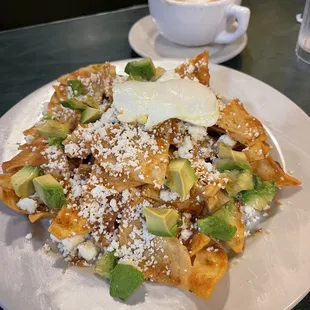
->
xmin=0 ymin=1 xmax=309 ymax=309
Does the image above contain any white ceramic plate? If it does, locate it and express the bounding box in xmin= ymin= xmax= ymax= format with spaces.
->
xmin=0 ymin=59 xmax=310 ymax=310
xmin=129 ymin=16 xmax=248 ymax=63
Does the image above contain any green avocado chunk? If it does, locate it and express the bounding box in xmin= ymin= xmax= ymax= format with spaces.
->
xmin=109 ymin=264 xmax=144 ymax=301
xmin=216 ymin=143 xmax=251 ymax=171
xmin=239 ymin=175 xmax=276 ymax=211
xmin=67 ymin=79 xmax=84 ymax=97
xmin=60 ymin=98 xmax=87 ymax=111
xmin=11 ymin=165 xmax=42 ymax=197
xmin=143 ymin=207 xmax=180 ymax=237
xmin=36 ymin=120 xmax=70 ymax=139
xmin=198 ymin=201 xmax=237 ymax=241
xmin=222 ymin=170 xmax=254 ymax=197
xmin=166 ymin=159 xmax=198 ymax=202
xmin=125 ymin=58 xmax=156 ymax=81
xmin=81 ymin=107 xmax=102 ymax=124
xmin=33 ymin=174 xmax=66 ymax=209
xmin=94 ymin=252 xmax=117 ymax=279
xmin=48 ymin=136 xmax=64 ymax=147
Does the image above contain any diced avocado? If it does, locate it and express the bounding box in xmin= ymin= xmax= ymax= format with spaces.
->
xmin=136 ymin=114 xmax=148 ymax=125
xmin=48 ymin=136 xmax=64 ymax=147
xmin=239 ymin=175 xmax=276 ymax=211
xmin=127 ymin=73 xmax=144 ymax=82
xmin=61 ymin=98 xmax=87 ymax=111
xmin=36 ymin=120 xmax=70 ymax=139
xmin=223 ymin=170 xmax=254 ymax=197
xmin=94 ymin=252 xmax=117 ymax=279
xmin=166 ymin=159 xmax=198 ymax=201
xmin=216 ymin=143 xmax=251 ymax=171
xmin=143 ymin=207 xmax=180 ymax=237
xmin=33 ymin=174 xmax=66 ymax=209
xmin=43 ymin=115 xmax=52 ymax=120
xmin=83 ymin=96 xmax=99 ymax=109
xmin=151 ymin=66 xmax=166 ymax=81
xmin=125 ymin=58 xmax=156 ymax=81
xmin=81 ymin=107 xmax=102 ymax=124
xmin=198 ymin=201 xmax=237 ymax=241
xmin=67 ymin=79 xmax=84 ymax=97
xmin=110 ymin=264 xmax=144 ymax=301
xmin=11 ymin=165 xmax=42 ymax=197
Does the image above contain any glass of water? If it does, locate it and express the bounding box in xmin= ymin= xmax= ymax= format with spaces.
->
xmin=296 ymin=0 xmax=310 ymax=64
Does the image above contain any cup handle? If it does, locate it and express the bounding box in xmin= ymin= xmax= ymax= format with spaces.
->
xmin=214 ymin=4 xmax=250 ymax=44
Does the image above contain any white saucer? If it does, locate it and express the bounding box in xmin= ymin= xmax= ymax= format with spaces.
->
xmin=129 ymin=15 xmax=248 ymax=63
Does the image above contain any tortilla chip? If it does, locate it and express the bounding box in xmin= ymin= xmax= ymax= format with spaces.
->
xmin=48 ymin=206 xmax=91 ymax=239
xmin=175 ymin=51 xmax=210 ymax=86
xmin=0 ymin=187 xmax=27 ymax=214
xmin=0 ymin=173 xmax=13 ymax=190
xmin=2 ymin=142 xmax=47 ymax=173
xmin=142 ymin=237 xmax=192 ymax=290
xmin=244 ymin=141 xmax=272 ymax=162
xmin=189 ymin=233 xmax=211 ymax=257
xmin=29 ymin=212 xmax=56 ymax=223
xmin=189 ymin=241 xmax=228 ymax=299
xmin=251 ymin=155 xmax=301 ymax=186
xmin=217 ymin=99 xmax=267 ymax=146
xmin=207 ymin=190 xmax=230 ymax=213
xmin=226 ymin=203 xmax=244 ymax=254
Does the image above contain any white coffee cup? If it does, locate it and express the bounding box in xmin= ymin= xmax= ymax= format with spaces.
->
xmin=148 ymin=0 xmax=250 ymax=46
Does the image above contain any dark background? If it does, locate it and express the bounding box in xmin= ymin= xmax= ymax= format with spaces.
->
xmin=0 ymin=0 xmax=147 ymax=31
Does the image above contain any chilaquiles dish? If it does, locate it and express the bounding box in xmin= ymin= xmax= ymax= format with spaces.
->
xmin=0 ymin=52 xmax=301 ymax=301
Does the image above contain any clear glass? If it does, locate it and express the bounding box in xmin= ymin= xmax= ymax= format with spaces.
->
xmin=296 ymin=0 xmax=310 ymax=64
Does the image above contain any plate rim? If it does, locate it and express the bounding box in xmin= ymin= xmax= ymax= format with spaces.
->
xmin=0 ymin=58 xmax=310 ymax=310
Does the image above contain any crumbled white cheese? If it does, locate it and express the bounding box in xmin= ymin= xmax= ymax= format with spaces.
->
xmin=159 ymin=190 xmax=179 ymax=202
xmin=43 ymin=244 xmax=51 ymax=252
xmin=217 ymin=134 xmax=236 ymax=147
xmin=25 ymin=233 xmax=33 ymax=240
xmin=78 ymin=240 xmax=99 ymax=261
xmin=185 ymin=123 xmax=207 ymax=141
xmin=17 ymin=198 xmax=38 ymax=214
xmin=25 ymin=135 xmax=35 ymax=144
xmin=62 ymin=234 xmax=86 ymax=251
xmin=178 ymin=136 xmax=193 ymax=160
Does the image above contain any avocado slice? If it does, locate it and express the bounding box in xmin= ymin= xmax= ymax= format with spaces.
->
xmin=125 ymin=58 xmax=156 ymax=81
xmin=81 ymin=107 xmax=102 ymax=124
xmin=198 ymin=201 xmax=237 ymax=241
xmin=223 ymin=170 xmax=254 ymax=197
xmin=36 ymin=120 xmax=70 ymax=139
xmin=48 ymin=136 xmax=64 ymax=147
xmin=33 ymin=174 xmax=66 ymax=209
xmin=11 ymin=165 xmax=42 ymax=197
xmin=83 ymin=96 xmax=99 ymax=109
xmin=143 ymin=207 xmax=180 ymax=237
xmin=239 ymin=175 xmax=276 ymax=211
xmin=67 ymin=79 xmax=84 ymax=97
xmin=94 ymin=252 xmax=117 ymax=279
xmin=216 ymin=143 xmax=251 ymax=171
xmin=110 ymin=264 xmax=144 ymax=301
xmin=61 ymin=98 xmax=87 ymax=111
xmin=166 ymin=159 xmax=198 ymax=202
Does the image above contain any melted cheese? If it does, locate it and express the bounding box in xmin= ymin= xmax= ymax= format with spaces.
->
xmin=112 ymin=79 xmax=219 ymax=129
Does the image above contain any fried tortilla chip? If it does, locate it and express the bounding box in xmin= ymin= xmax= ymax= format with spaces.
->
xmin=0 ymin=187 xmax=27 ymax=214
xmin=48 ymin=206 xmax=91 ymax=239
xmin=189 ymin=241 xmax=228 ymax=300
xmin=175 ymin=51 xmax=210 ymax=86
xmin=189 ymin=233 xmax=211 ymax=257
xmin=0 ymin=173 xmax=13 ymax=189
xmin=226 ymin=203 xmax=244 ymax=254
xmin=142 ymin=237 xmax=192 ymax=290
xmin=29 ymin=212 xmax=56 ymax=223
xmin=251 ymin=155 xmax=301 ymax=186
xmin=217 ymin=99 xmax=267 ymax=146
